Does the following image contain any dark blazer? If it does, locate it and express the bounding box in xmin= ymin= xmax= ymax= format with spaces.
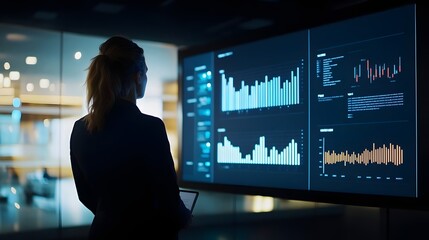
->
xmin=70 ymin=98 xmax=191 ymax=239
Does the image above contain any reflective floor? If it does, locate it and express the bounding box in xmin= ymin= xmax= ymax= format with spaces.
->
xmin=1 ymin=205 xmax=349 ymax=240
xmin=1 ymin=179 xmax=429 ymax=240
xmin=0 ymin=176 xmax=93 ymax=234
xmin=3 ymin=206 xmax=429 ymax=240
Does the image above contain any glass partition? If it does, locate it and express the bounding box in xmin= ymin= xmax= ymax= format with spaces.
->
xmin=0 ymin=23 xmax=63 ymax=234
xmin=0 ymin=24 xmax=178 ymax=236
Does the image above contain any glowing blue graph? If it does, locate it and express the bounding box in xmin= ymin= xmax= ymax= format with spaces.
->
xmin=221 ymin=67 xmax=300 ymax=111
xmin=217 ymin=136 xmax=301 ymax=165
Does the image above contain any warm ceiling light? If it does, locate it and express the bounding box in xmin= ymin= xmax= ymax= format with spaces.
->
xmin=26 ymin=83 xmax=35 ymax=92
xmin=4 ymin=62 xmax=10 ymax=70
xmin=6 ymin=33 xmax=27 ymax=41
xmin=74 ymin=51 xmax=82 ymax=60
xmin=26 ymin=56 xmax=38 ymax=65
xmin=9 ymin=71 xmax=20 ymax=80
xmin=39 ymin=78 xmax=50 ymax=88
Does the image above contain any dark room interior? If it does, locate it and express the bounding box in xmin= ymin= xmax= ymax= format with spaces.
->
xmin=0 ymin=0 xmax=427 ymax=240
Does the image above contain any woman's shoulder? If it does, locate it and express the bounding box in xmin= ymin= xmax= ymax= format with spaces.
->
xmin=138 ymin=112 xmax=165 ymax=127
xmin=73 ymin=115 xmax=87 ymax=127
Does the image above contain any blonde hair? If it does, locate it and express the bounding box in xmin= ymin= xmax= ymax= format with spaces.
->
xmin=84 ymin=36 xmax=144 ymax=133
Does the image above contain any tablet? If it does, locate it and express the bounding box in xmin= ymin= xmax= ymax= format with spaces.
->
xmin=179 ymin=189 xmax=199 ymax=212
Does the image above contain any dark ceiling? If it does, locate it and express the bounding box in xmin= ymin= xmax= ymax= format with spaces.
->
xmin=0 ymin=0 xmax=415 ymax=49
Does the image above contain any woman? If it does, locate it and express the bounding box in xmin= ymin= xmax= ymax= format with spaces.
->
xmin=70 ymin=36 xmax=192 ymax=239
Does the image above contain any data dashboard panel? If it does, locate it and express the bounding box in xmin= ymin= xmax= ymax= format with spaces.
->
xmin=178 ymin=3 xmax=427 ymax=209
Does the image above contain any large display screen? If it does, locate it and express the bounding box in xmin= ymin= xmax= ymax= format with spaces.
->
xmin=178 ymin=3 xmax=427 ymax=209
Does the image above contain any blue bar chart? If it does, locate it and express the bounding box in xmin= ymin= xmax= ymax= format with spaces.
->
xmin=217 ymin=135 xmax=301 ymax=165
xmin=221 ymin=67 xmax=300 ymax=111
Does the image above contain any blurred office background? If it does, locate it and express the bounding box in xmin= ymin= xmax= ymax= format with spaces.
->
xmin=1 ymin=1 xmax=428 ymax=239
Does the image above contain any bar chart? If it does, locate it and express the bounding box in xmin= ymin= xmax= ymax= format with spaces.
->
xmin=220 ymin=67 xmax=301 ymax=111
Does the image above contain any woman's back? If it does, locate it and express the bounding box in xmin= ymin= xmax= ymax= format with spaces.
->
xmin=69 ymin=36 xmax=191 ymax=240
xmin=71 ymin=99 xmax=186 ymax=239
